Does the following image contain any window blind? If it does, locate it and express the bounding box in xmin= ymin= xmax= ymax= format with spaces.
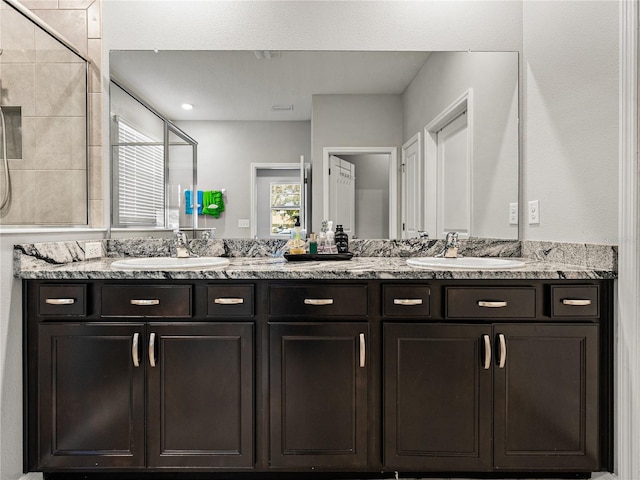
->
xmin=114 ymin=116 xmax=165 ymax=226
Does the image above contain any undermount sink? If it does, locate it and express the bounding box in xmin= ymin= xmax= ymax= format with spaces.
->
xmin=406 ymin=257 xmax=526 ymax=270
xmin=111 ymin=257 xmax=230 ymax=270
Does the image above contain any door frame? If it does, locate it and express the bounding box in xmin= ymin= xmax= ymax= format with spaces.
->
xmin=424 ymin=88 xmax=473 ymax=239
xmin=322 ymin=147 xmax=398 ymax=239
xmin=401 ymin=132 xmax=422 ymax=239
xmin=250 ymin=162 xmax=309 ymax=239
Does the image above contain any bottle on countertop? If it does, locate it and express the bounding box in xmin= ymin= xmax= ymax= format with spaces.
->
xmin=335 ymin=224 xmax=349 ymax=253
xmin=308 ymin=233 xmax=318 ymax=254
xmin=324 ymin=221 xmax=338 ymax=254
xmin=288 ymin=217 xmax=306 ymax=254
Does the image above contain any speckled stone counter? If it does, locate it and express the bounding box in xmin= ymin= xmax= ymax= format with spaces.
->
xmin=13 ymin=238 xmax=617 ymax=281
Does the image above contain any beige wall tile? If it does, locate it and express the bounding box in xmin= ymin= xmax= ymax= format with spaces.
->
xmin=7 ymin=117 xmax=36 ymax=170
xmin=87 ymin=0 xmax=101 ymax=39
xmin=0 ymin=170 xmax=36 ymax=225
xmin=87 ymin=38 xmax=102 ymax=93
xmin=35 ymin=117 xmax=86 ymax=169
xmin=35 ymin=62 xmax=86 ymax=116
xmin=88 ymin=145 xmax=102 ymax=200
xmin=33 ymin=170 xmax=87 ymax=224
xmin=89 ymin=198 xmax=103 ymax=227
xmin=19 ymin=1 xmax=59 ymax=9
xmin=1 ymin=64 xmax=36 ymax=115
xmin=59 ymin=0 xmax=93 ymax=9
xmin=1 ymin=8 xmax=36 ymax=63
xmin=32 ymin=8 xmax=87 ymax=57
xmin=88 ymin=92 xmax=102 ymax=146
xmin=35 ymin=27 xmax=84 ymax=63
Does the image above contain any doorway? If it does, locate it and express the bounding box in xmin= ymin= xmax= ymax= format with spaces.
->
xmin=322 ymin=147 xmax=398 ymax=239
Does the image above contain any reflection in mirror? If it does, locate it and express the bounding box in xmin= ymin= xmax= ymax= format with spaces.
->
xmin=109 ymin=50 xmax=518 ymax=240
xmin=1 ymin=0 xmax=89 ymax=227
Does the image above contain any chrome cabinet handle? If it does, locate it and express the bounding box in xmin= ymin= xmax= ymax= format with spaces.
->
xmin=359 ymin=333 xmax=366 ymax=368
xmin=214 ymin=298 xmax=244 ymax=305
xmin=483 ymin=334 xmax=491 ymax=370
xmin=478 ymin=300 xmax=508 ymax=308
xmin=304 ymin=299 xmax=334 ymax=306
xmin=498 ymin=334 xmax=507 ymax=368
xmin=149 ymin=333 xmax=156 ymax=367
xmin=393 ymin=298 xmax=423 ymax=306
xmin=562 ymin=298 xmax=592 ymax=306
xmin=45 ymin=298 xmax=75 ymax=305
xmin=131 ymin=299 xmax=160 ymax=306
xmin=132 ymin=333 xmax=140 ymax=367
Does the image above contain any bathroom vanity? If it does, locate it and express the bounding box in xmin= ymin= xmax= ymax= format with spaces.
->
xmin=16 ymin=246 xmax=615 ymax=480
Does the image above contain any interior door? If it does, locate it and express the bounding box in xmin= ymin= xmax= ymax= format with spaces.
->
xmin=401 ymin=133 xmax=422 ymax=239
xmin=329 ymin=155 xmax=355 ymax=236
xmin=437 ymin=111 xmax=470 ymax=238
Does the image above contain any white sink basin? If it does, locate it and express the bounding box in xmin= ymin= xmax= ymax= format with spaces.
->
xmin=111 ymin=257 xmax=230 ymax=270
xmin=406 ymin=257 xmax=526 ymax=270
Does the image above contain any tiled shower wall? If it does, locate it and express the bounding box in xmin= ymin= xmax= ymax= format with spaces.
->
xmin=0 ymin=0 xmax=103 ymax=227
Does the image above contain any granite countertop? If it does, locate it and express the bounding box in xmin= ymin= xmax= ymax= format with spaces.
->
xmin=13 ymin=238 xmax=617 ymax=280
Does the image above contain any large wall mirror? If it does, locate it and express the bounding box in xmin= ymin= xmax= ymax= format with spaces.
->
xmin=109 ymin=50 xmax=519 ymax=240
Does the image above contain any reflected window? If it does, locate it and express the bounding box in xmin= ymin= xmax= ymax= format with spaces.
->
xmin=270 ymin=183 xmax=300 ymax=235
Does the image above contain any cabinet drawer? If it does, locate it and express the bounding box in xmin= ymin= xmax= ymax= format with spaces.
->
xmin=101 ymin=285 xmax=192 ymax=317
xmin=446 ymin=287 xmax=536 ymax=319
xmin=38 ymin=285 xmax=87 ymax=317
xmin=551 ymin=285 xmax=599 ymax=318
xmin=207 ymin=285 xmax=254 ymax=317
xmin=269 ymin=284 xmax=368 ymax=317
xmin=382 ymin=285 xmax=430 ymax=317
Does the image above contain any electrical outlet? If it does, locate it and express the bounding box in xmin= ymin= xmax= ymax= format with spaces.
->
xmin=238 ymin=219 xmax=250 ymax=228
xmin=528 ymin=200 xmax=540 ymax=225
xmin=85 ymin=241 xmax=102 ymax=259
xmin=509 ymin=203 xmax=518 ymax=225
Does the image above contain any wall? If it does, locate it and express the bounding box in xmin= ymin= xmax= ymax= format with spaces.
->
xmin=311 ymin=94 xmax=403 ymax=230
xmin=1 ymin=2 xmax=624 ymax=480
xmin=403 ymin=51 xmax=519 ymax=239
xmin=175 ymin=120 xmax=310 ymax=238
xmin=522 ymin=1 xmax=618 ymax=243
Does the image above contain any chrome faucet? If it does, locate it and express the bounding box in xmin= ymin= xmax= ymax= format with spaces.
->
xmin=436 ymin=232 xmax=461 ymax=258
xmin=173 ymin=230 xmax=192 ymax=258
xmin=201 ymin=228 xmax=216 ymax=240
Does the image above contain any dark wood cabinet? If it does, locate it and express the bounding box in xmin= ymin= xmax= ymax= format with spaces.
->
xmin=37 ymin=323 xmax=145 ymax=469
xmin=493 ymin=323 xmax=599 ymax=471
xmin=24 ymin=279 xmax=612 ymax=478
xmin=269 ymin=322 xmax=368 ymax=469
xmin=383 ymin=323 xmax=493 ymax=471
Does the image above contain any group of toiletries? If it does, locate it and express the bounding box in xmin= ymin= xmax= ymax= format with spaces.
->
xmin=287 ymin=219 xmax=349 ymax=255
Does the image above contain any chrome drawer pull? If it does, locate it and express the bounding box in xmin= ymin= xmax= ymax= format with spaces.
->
xmin=214 ymin=297 xmax=244 ymax=305
xmin=498 ymin=334 xmax=507 ymax=368
xmin=132 ymin=333 xmax=140 ymax=367
xmin=304 ymin=299 xmax=334 ymax=306
xmin=483 ymin=334 xmax=491 ymax=370
xmin=149 ymin=333 xmax=156 ymax=367
xmin=359 ymin=333 xmax=366 ymax=368
xmin=130 ymin=299 xmax=160 ymax=306
xmin=562 ymin=298 xmax=592 ymax=306
xmin=394 ymin=298 xmax=423 ymax=306
xmin=45 ymin=298 xmax=75 ymax=305
xmin=478 ymin=300 xmax=508 ymax=308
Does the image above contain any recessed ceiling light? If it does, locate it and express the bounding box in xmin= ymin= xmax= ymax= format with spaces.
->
xmin=181 ymin=103 xmax=194 ymax=110
xmin=272 ymin=104 xmax=294 ymax=111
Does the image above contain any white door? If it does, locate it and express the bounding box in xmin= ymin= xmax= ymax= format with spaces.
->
xmin=401 ymin=133 xmax=421 ymax=239
xmin=329 ymin=155 xmax=355 ymax=236
xmin=437 ymin=111 xmax=470 ymax=238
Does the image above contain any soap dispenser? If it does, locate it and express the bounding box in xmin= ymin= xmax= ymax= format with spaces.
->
xmin=335 ymin=224 xmax=349 ymax=253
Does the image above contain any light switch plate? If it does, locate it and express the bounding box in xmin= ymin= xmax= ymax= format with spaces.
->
xmin=528 ymin=200 xmax=540 ymax=225
xmin=238 ymin=219 xmax=250 ymax=228
xmin=85 ymin=241 xmax=102 ymax=259
xmin=509 ymin=203 xmax=518 ymax=225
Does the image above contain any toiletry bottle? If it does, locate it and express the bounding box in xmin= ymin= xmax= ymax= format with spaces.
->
xmin=308 ymin=233 xmax=318 ymax=254
xmin=317 ymin=220 xmax=328 ymax=253
xmin=325 ymin=221 xmax=337 ymax=254
xmin=289 ymin=218 xmax=306 ymax=254
xmin=335 ymin=224 xmax=349 ymax=253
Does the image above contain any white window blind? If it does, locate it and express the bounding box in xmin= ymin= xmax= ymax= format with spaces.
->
xmin=114 ymin=116 xmax=165 ymax=226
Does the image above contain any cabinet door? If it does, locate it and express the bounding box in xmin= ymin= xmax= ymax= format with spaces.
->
xmin=147 ymin=323 xmax=254 ymax=468
xmin=269 ymin=323 xmax=368 ymax=469
xmin=493 ymin=324 xmax=599 ymax=470
xmin=383 ymin=323 xmax=493 ymax=471
xmin=38 ymin=324 xmax=145 ymax=469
